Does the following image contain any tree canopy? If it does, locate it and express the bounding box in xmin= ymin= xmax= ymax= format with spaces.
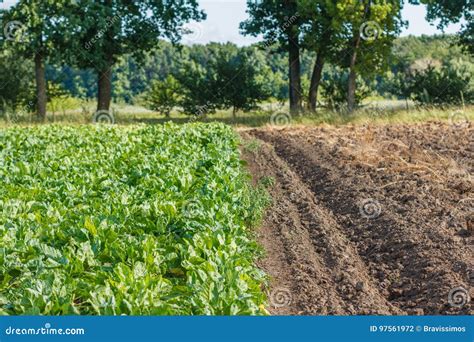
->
xmin=49 ymin=0 xmax=206 ymax=111
xmin=412 ymin=0 xmax=473 ymax=54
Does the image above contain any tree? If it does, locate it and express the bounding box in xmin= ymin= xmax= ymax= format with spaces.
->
xmin=2 ymin=0 xmax=65 ymax=121
xmin=0 ymin=48 xmax=34 ymax=114
xmin=326 ymin=0 xmax=404 ymax=112
xmin=299 ymin=0 xmax=339 ymax=112
xmin=145 ymin=75 xmax=181 ymax=118
xmin=213 ymin=45 xmax=272 ymax=117
xmin=411 ymin=0 xmax=473 ymax=55
xmin=174 ymin=58 xmax=221 ymax=116
xmin=241 ymin=0 xmax=303 ymax=114
xmin=56 ymin=0 xmax=205 ymax=112
xmin=173 ymin=43 xmax=272 ymax=117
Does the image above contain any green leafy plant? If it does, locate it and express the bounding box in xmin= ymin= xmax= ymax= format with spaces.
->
xmin=0 ymin=123 xmax=267 ymax=315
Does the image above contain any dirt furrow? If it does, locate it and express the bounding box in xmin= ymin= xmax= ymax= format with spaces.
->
xmin=248 ymin=125 xmax=472 ymax=315
xmin=241 ymin=132 xmax=402 ymax=315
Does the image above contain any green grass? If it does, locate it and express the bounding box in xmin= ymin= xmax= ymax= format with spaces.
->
xmin=307 ymin=105 xmax=474 ymax=126
xmin=2 ymin=102 xmax=471 ymax=128
xmin=0 ymin=123 xmax=268 ymax=315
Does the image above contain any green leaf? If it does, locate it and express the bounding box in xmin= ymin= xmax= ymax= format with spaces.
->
xmin=84 ymin=217 xmax=97 ymax=237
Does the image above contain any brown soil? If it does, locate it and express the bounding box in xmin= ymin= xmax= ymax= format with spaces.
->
xmin=240 ymin=122 xmax=473 ymax=315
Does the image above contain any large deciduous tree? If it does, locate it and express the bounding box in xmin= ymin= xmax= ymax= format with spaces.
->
xmin=299 ymin=0 xmax=341 ymax=112
xmin=57 ymin=0 xmax=205 ymax=112
xmin=2 ymin=0 xmax=64 ymax=121
xmin=241 ymin=0 xmax=303 ymax=114
xmin=328 ymin=0 xmax=404 ymax=112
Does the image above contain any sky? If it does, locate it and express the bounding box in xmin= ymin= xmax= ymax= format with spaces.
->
xmin=1 ymin=0 xmax=464 ymax=46
xmin=184 ymin=0 xmax=463 ymax=45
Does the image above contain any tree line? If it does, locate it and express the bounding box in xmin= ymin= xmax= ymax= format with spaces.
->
xmin=0 ymin=0 xmax=472 ymax=121
xmin=1 ymin=0 xmax=205 ymax=121
xmin=241 ymin=0 xmax=472 ymax=114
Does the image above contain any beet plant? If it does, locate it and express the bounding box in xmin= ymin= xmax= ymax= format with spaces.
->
xmin=0 ymin=123 xmax=267 ymax=315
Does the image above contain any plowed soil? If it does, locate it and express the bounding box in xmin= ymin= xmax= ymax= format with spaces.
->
xmin=240 ymin=122 xmax=473 ymax=315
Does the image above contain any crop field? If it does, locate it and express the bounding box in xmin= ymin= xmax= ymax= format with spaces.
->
xmin=1 ymin=2 xmax=473 ymax=339
xmin=0 ymin=123 xmax=267 ymax=315
xmin=0 ymin=119 xmax=472 ymax=317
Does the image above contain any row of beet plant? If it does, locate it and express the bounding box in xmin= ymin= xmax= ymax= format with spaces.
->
xmin=0 ymin=123 xmax=268 ymax=315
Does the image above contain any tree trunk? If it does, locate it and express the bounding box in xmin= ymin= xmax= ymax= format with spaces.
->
xmin=34 ymin=52 xmax=47 ymax=122
xmin=288 ymin=29 xmax=302 ymax=115
xmin=309 ymin=29 xmax=331 ymax=112
xmin=308 ymin=53 xmax=325 ymax=112
xmin=97 ymin=67 xmax=112 ymax=111
xmin=347 ymin=1 xmax=371 ymax=113
xmin=347 ymin=32 xmax=361 ymax=113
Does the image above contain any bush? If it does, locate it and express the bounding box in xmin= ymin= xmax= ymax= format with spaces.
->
xmin=214 ymin=48 xmax=272 ymax=115
xmin=174 ymin=43 xmax=272 ymax=117
xmin=173 ymin=61 xmax=220 ymax=116
xmin=145 ymin=75 xmax=181 ymax=117
xmin=394 ymin=62 xmax=473 ymax=105
xmin=0 ymin=50 xmax=34 ymax=115
xmin=320 ymin=68 xmax=373 ymax=111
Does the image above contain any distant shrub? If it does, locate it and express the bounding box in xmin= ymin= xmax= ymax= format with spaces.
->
xmin=174 ymin=44 xmax=272 ymax=117
xmin=320 ymin=68 xmax=373 ymax=111
xmin=47 ymin=83 xmax=82 ymax=116
xmin=173 ymin=61 xmax=220 ymax=116
xmin=0 ymin=50 xmax=34 ymax=114
xmin=145 ymin=75 xmax=181 ymax=117
xmin=394 ymin=61 xmax=473 ymax=105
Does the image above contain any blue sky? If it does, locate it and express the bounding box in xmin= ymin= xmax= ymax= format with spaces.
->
xmin=1 ymin=0 xmax=464 ymax=46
